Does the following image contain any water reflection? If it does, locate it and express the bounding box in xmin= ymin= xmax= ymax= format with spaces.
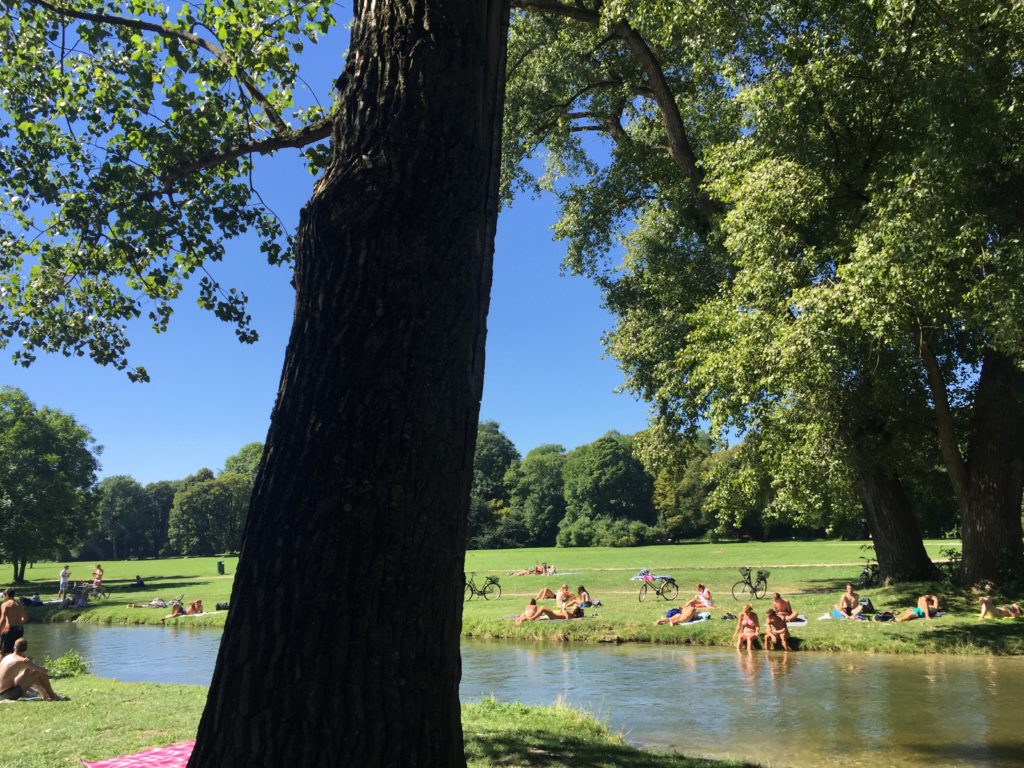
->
xmin=24 ymin=625 xmax=1024 ymax=768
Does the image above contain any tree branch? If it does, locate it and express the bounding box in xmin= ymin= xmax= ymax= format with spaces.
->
xmin=25 ymin=0 xmax=289 ymax=133
xmin=162 ymin=116 xmax=333 ymax=181
xmin=919 ymin=334 xmax=969 ymax=500
xmin=608 ymin=20 xmax=716 ymax=232
xmin=511 ymin=0 xmax=600 ymax=23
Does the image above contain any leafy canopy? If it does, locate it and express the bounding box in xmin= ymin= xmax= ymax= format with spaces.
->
xmin=0 ymin=0 xmax=337 ymax=380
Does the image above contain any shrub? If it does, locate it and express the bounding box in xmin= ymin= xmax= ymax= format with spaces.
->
xmin=43 ymin=650 xmax=90 ymax=679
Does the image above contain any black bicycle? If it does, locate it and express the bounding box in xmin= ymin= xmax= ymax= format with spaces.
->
xmin=464 ymin=573 xmax=501 ymax=600
xmin=731 ymin=567 xmax=769 ymax=600
xmin=636 ymin=574 xmax=679 ymax=602
xmin=857 ymin=557 xmax=880 ymax=589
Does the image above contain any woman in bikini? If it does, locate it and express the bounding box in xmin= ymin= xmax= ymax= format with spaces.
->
xmin=734 ymin=603 xmax=760 ymax=651
xmin=979 ymin=596 xmax=1022 ymax=619
xmin=514 ymin=599 xmax=559 ymax=625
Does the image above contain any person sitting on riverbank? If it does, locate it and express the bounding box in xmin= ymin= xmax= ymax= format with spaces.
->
xmin=688 ymin=584 xmax=713 ymax=608
xmin=835 ymin=583 xmax=864 ymax=619
xmin=554 ymin=584 xmax=582 ymax=618
xmin=763 ymin=609 xmax=791 ymax=651
xmin=979 ymin=596 xmax=1022 ymax=619
xmin=187 ymin=600 xmax=204 ymax=615
xmin=771 ymin=593 xmax=798 ymax=622
xmin=576 ymin=585 xmax=599 ymax=608
xmin=896 ymin=594 xmax=940 ymax=622
xmin=653 ymin=604 xmax=699 ymax=625
xmin=734 ymin=604 xmax=760 ymax=651
xmin=515 ymin=599 xmax=559 ymax=625
xmin=0 ymin=638 xmax=67 ymax=701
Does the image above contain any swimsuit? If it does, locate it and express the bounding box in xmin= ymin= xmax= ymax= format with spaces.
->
xmin=0 ymin=684 xmax=24 ymax=701
xmin=0 ymin=624 xmax=24 ymax=655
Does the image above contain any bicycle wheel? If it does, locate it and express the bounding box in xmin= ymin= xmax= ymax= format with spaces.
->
xmin=482 ymin=582 xmax=501 ymax=600
xmin=753 ymin=579 xmax=767 ymax=599
xmin=660 ymin=580 xmax=679 ymax=600
xmin=638 ymin=583 xmax=649 ymax=602
xmin=731 ymin=581 xmax=749 ymax=601
xmin=464 ymin=583 xmax=474 ymax=601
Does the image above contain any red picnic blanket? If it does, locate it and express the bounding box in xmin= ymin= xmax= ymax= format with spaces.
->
xmin=82 ymin=741 xmax=195 ymax=768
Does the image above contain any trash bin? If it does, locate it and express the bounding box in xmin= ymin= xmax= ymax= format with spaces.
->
xmin=217 ymin=560 xmax=225 ymax=575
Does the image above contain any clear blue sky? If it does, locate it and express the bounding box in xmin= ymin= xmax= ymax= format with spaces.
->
xmin=0 ymin=11 xmax=652 ymax=485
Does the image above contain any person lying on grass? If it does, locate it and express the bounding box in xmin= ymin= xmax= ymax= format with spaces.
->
xmin=515 ymin=599 xmax=560 ymax=625
xmin=0 ymin=638 xmax=67 ymax=701
xmin=763 ymin=609 xmax=791 ymax=651
xmin=896 ymin=594 xmax=940 ymax=622
xmin=979 ymin=596 xmax=1022 ymax=619
xmin=653 ymin=604 xmax=700 ymax=625
xmin=161 ymin=603 xmax=186 ymax=622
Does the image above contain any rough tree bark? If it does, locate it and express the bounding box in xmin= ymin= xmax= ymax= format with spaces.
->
xmin=189 ymin=2 xmax=510 ymax=765
xmin=956 ymin=350 xmax=1024 ymax=584
xmin=841 ymin=376 xmax=935 ymax=582
xmin=851 ymin=462 xmax=935 ymax=582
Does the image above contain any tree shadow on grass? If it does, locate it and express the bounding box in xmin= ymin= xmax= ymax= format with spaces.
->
xmin=916 ymin=620 xmax=1024 ymax=654
xmin=468 ymin=730 xmax=754 ymax=768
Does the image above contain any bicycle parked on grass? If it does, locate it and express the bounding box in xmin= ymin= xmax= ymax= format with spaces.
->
xmin=857 ymin=557 xmax=880 ymax=589
xmin=70 ymin=581 xmax=108 ymax=601
xmin=731 ymin=567 xmax=769 ymax=600
xmin=633 ymin=569 xmax=679 ymax=602
xmin=464 ymin=573 xmax=501 ymax=600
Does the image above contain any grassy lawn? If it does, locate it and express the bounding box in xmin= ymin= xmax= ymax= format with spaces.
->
xmin=0 ymin=675 xmax=750 ymax=768
xmin=8 ymin=540 xmax=1023 ymax=654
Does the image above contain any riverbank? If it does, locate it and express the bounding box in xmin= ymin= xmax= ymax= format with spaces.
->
xmin=0 ymin=673 xmax=752 ymax=768
xmin=13 ymin=542 xmax=1024 ymax=655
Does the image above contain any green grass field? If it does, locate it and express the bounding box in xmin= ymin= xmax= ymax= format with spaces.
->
xmin=0 ymin=674 xmax=748 ymax=768
xmin=7 ymin=540 xmax=1023 ymax=654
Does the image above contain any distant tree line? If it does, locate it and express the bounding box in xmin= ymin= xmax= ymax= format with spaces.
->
xmin=0 ymin=385 xmax=263 ymax=580
xmin=467 ymin=420 xmax=963 ymax=550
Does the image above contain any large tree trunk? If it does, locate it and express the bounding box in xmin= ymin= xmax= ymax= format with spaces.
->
xmin=958 ymin=350 xmax=1024 ymax=584
xmin=852 ymin=464 xmax=935 ymax=581
xmin=189 ymin=2 xmax=509 ymax=766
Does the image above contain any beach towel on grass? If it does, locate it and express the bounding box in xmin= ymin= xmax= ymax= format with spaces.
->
xmin=82 ymin=740 xmax=194 ymax=767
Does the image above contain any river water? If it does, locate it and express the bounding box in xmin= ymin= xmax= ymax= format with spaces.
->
xmin=25 ymin=624 xmax=1024 ymax=767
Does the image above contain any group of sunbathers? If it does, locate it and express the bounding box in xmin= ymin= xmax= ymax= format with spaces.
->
xmin=515 ymin=584 xmax=594 ymax=624
xmin=510 ymin=563 xmax=558 ymax=576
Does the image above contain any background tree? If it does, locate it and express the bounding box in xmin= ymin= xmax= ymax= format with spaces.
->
xmin=501 ymin=0 xmax=1024 ymax=581
xmin=221 ymin=442 xmax=263 ymax=484
xmin=145 ymin=479 xmax=180 ymax=558
xmin=467 ymin=421 xmax=521 ymax=548
xmin=558 ymin=431 xmax=655 ymax=546
xmin=167 ymin=472 xmax=250 ymax=556
xmin=93 ymin=475 xmax=153 ymax=560
xmin=0 ymin=387 xmax=100 ymax=581
xmin=505 ymin=443 xmax=567 ymax=546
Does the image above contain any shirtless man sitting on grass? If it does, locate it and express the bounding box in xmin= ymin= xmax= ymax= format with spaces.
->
xmin=0 ymin=638 xmax=67 ymax=701
xmin=763 ymin=609 xmax=791 ymax=651
xmin=771 ymin=593 xmax=798 ymax=622
xmin=836 ymin=583 xmax=864 ymax=619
